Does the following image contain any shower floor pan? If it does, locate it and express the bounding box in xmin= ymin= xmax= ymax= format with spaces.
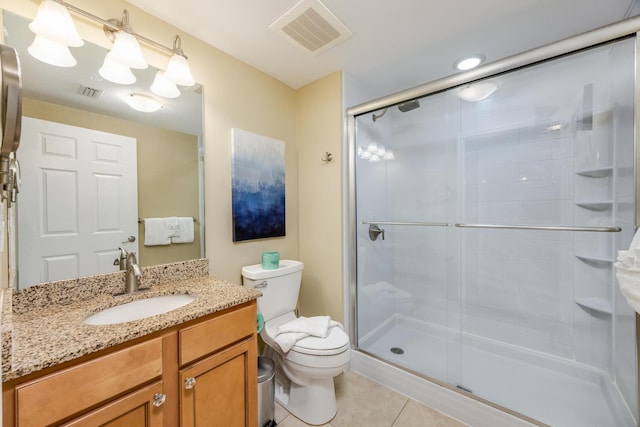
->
xmin=358 ymin=315 xmax=635 ymax=427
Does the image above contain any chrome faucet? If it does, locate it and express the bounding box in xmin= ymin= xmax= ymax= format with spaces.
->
xmin=113 ymin=247 xmax=129 ymax=271
xmin=124 ymin=252 xmax=142 ymax=293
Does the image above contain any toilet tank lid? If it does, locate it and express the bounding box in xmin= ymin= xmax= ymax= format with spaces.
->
xmin=241 ymin=259 xmax=303 ymax=280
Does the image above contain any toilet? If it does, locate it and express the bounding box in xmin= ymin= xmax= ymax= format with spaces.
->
xmin=242 ymin=260 xmax=350 ymax=425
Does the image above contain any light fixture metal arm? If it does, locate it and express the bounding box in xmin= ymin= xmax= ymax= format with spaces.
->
xmin=57 ymin=1 xmax=186 ymax=57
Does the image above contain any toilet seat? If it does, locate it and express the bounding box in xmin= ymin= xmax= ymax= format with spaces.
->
xmin=263 ymin=312 xmax=350 ymax=356
xmin=291 ymin=326 xmax=350 ymax=356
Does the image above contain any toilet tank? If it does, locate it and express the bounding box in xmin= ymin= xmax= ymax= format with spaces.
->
xmin=242 ymin=260 xmax=303 ymax=322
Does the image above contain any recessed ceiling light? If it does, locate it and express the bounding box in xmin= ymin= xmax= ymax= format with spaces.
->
xmin=454 ymin=54 xmax=485 ymax=71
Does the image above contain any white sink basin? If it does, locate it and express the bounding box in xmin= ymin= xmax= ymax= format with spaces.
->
xmin=84 ymin=294 xmax=195 ymax=325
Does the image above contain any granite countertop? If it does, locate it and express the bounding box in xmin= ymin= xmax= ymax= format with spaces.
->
xmin=2 ymin=259 xmax=261 ymax=382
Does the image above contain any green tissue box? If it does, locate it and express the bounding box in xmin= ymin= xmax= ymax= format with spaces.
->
xmin=261 ymin=252 xmax=280 ymax=270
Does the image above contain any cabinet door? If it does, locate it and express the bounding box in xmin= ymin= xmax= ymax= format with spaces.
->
xmin=180 ymin=337 xmax=257 ymax=427
xmin=63 ymin=381 xmax=164 ymax=427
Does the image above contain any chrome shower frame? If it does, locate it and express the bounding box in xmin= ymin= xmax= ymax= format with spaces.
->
xmin=345 ymin=14 xmax=640 ymax=425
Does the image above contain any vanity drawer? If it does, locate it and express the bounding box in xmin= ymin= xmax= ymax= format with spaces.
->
xmin=16 ymin=337 xmax=163 ymax=426
xmin=179 ymin=302 xmax=256 ymax=366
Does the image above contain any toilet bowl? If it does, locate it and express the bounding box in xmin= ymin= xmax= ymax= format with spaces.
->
xmin=242 ymin=260 xmax=351 ymax=425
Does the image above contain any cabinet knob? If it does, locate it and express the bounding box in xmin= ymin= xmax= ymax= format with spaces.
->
xmin=185 ymin=377 xmax=196 ymax=389
xmin=153 ymin=393 xmax=166 ymax=407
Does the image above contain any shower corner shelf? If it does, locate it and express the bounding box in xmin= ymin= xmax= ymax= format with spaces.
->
xmin=574 ymin=201 xmax=613 ymax=210
xmin=575 ymin=254 xmax=614 ymax=266
xmin=575 ymin=297 xmax=612 ymax=315
xmin=574 ymin=167 xmax=613 ymax=178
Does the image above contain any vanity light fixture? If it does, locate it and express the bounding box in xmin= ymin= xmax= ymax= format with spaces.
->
xmin=28 ymin=0 xmax=83 ymax=47
xmin=27 ymin=35 xmax=77 ymax=67
xmin=98 ymin=54 xmax=136 ymax=85
xmin=27 ymin=0 xmax=83 ymax=66
xmin=103 ymin=11 xmax=148 ymax=70
xmin=150 ymin=70 xmax=180 ymax=98
xmin=27 ymin=0 xmax=195 ymax=101
xmin=454 ymin=54 xmax=485 ymax=71
xmin=164 ymin=36 xmax=195 ymax=87
xmin=123 ymin=93 xmax=163 ymax=113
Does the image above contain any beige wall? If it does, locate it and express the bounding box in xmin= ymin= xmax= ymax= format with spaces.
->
xmin=22 ymin=97 xmax=201 ymax=267
xmin=3 ymin=1 xmax=344 ymax=325
xmin=295 ymin=72 xmax=344 ymax=323
xmin=2 ymin=0 xmax=299 ymax=285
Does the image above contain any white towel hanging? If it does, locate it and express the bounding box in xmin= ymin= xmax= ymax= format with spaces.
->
xmin=171 ymin=217 xmax=195 ymax=243
xmin=143 ymin=218 xmax=171 ymax=246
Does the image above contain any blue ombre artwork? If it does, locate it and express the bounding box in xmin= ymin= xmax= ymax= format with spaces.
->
xmin=231 ymin=128 xmax=286 ymax=242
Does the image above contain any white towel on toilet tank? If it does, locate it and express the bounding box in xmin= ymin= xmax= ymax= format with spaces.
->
xmin=615 ymin=228 xmax=640 ymax=313
xmin=171 ymin=217 xmax=194 ymax=243
xmin=274 ymin=316 xmax=340 ymax=353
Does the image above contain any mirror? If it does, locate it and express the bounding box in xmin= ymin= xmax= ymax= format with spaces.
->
xmin=3 ymin=11 xmax=205 ymax=289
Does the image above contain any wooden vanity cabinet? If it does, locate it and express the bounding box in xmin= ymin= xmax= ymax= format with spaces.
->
xmin=2 ymin=301 xmax=258 ymax=427
xmin=178 ymin=302 xmax=258 ymax=427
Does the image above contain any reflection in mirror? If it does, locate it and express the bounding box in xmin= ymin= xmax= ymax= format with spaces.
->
xmin=3 ymin=11 xmax=205 ymax=289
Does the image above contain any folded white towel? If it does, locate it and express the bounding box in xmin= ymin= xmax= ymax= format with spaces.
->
xmin=172 ymin=217 xmax=194 ymax=244
xmin=615 ymin=228 xmax=640 ymax=313
xmin=165 ymin=217 xmax=180 ymax=238
xmin=143 ymin=218 xmax=171 ymax=246
xmin=274 ymin=316 xmax=340 ymax=353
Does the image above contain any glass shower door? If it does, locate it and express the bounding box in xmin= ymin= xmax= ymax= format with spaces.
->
xmin=353 ymin=35 xmax=637 ymax=427
xmin=456 ymin=38 xmax=636 ymax=426
xmin=354 ymin=89 xmax=462 ymax=385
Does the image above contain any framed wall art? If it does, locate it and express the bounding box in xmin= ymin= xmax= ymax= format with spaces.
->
xmin=231 ymin=128 xmax=285 ymax=242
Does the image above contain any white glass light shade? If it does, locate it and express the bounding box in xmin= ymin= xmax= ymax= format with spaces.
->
xmin=29 ymin=0 xmax=84 ymax=47
xmin=124 ymin=93 xmax=163 ymax=112
xmin=99 ymin=53 xmax=136 ymax=84
xmin=383 ymin=150 xmax=395 ymax=160
xmin=164 ymin=53 xmax=195 ymax=86
xmin=150 ymin=70 xmax=180 ymax=98
xmin=458 ymin=82 xmax=498 ymax=102
xmin=109 ymin=31 xmax=147 ymax=70
xmin=28 ymin=35 xmax=76 ymax=67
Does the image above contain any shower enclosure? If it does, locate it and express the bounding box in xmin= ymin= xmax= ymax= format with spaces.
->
xmin=348 ymin=23 xmax=638 ymax=427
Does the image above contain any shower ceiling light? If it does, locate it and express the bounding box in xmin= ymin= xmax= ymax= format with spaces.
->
xmin=455 ymin=54 xmax=485 ymax=71
xmin=458 ymin=82 xmax=498 ymax=102
xmin=124 ymin=93 xmax=163 ymax=112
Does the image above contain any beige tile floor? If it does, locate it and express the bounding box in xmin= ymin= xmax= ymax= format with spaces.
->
xmin=273 ymin=370 xmax=468 ymax=427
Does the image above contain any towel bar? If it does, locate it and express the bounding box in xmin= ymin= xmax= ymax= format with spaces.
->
xmin=139 ymin=217 xmax=198 ymax=224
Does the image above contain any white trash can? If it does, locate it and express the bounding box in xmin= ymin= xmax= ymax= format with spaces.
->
xmin=258 ymin=356 xmax=276 ymax=427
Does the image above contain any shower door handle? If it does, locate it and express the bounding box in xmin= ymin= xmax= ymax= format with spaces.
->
xmin=369 ymin=224 xmax=385 ymax=241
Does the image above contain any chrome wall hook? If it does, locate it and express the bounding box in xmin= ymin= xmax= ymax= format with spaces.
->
xmin=321 ymin=152 xmax=333 ymax=163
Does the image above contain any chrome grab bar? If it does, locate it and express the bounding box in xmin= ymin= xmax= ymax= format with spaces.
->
xmin=454 ymin=223 xmax=621 ymax=232
xmin=361 ymin=221 xmax=451 ymax=227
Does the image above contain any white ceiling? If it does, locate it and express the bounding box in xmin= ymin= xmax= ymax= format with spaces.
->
xmin=126 ymin=0 xmax=639 ymax=100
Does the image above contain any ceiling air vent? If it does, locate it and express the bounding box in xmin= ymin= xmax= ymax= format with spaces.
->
xmin=77 ymin=85 xmax=103 ymax=99
xmin=270 ymin=0 xmax=353 ymax=56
